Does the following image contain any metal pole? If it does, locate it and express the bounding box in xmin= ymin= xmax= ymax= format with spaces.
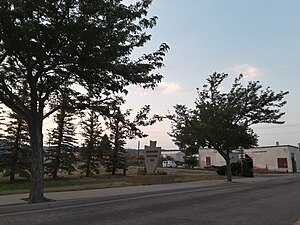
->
xmin=137 ymin=141 xmax=140 ymax=165
xmin=239 ymin=146 xmax=244 ymax=175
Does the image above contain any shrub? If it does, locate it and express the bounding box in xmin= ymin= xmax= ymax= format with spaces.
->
xmin=217 ymin=165 xmax=227 ymax=176
xmin=155 ymin=170 xmax=168 ymax=175
xmin=241 ymin=163 xmax=254 ymax=177
xmin=136 ymin=168 xmax=168 ymax=176
xmin=184 ymin=155 xmax=198 ymax=168
xmin=137 ymin=168 xmax=147 ymax=175
xmin=216 ymin=163 xmax=253 ymax=177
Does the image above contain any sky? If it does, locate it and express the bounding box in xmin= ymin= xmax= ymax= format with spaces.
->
xmin=123 ymin=0 xmax=300 ymax=150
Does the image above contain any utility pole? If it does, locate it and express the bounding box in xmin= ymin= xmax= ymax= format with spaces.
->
xmin=137 ymin=141 xmax=140 ymax=165
xmin=239 ymin=146 xmax=244 ymax=175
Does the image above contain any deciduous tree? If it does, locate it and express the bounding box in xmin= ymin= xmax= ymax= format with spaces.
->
xmin=0 ymin=0 xmax=168 ymax=202
xmin=169 ymin=73 xmax=288 ymax=181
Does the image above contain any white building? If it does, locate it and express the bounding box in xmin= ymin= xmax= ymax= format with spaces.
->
xmin=161 ymin=150 xmax=185 ymax=162
xmin=199 ymin=149 xmax=239 ymax=168
xmin=199 ymin=144 xmax=300 ymax=173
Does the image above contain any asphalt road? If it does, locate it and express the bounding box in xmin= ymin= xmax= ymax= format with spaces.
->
xmin=1 ymin=175 xmax=300 ymax=225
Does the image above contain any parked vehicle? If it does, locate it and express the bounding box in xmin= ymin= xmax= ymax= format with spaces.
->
xmin=162 ymin=160 xmax=177 ymax=168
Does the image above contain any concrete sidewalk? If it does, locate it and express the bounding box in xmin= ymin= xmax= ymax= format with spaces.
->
xmin=0 ymin=175 xmax=278 ymax=208
xmin=0 ymin=179 xmax=226 ymax=207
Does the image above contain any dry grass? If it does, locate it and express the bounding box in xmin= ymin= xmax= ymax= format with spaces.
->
xmin=0 ymin=166 xmax=224 ymax=195
xmin=159 ymin=167 xmax=225 ymax=182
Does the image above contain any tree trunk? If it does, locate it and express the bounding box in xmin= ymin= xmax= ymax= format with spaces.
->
xmin=225 ymin=149 xmax=232 ymax=182
xmin=9 ymin=151 xmax=17 ymax=182
xmin=86 ymin=147 xmax=91 ymax=177
xmin=28 ymin=118 xmax=45 ymax=203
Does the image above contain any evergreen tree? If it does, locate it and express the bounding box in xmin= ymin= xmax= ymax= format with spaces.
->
xmin=0 ymin=105 xmax=4 ymax=135
xmin=0 ymin=110 xmax=31 ymax=181
xmin=104 ymin=106 xmax=158 ymax=175
xmin=0 ymin=84 xmax=31 ymax=181
xmin=0 ymin=0 xmax=168 ymax=202
xmin=45 ymin=94 xmax=78 ymax=179
xmin=99 ymin=134 xmax=112 ymax=157
xmin=104 ymin=111 xmax=127 ymax=175
xmin=79 ymin=110 xmax=103 ymax=177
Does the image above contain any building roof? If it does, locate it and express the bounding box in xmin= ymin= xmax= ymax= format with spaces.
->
xmin=251 ymin=145 xmax=299 ymax=149
xmin=161 ymin=150 xmax=185 ymax=155
xmin=199 ymin=144 xmax=300 ymax=151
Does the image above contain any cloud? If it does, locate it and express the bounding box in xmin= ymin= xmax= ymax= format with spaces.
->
xmin=134 ymin=81 xmax=182 ymax=97
xmin=159 ymin=81 xmax=182 ymax=95
xmin=226 ymin=64 xmax=262 ymax=80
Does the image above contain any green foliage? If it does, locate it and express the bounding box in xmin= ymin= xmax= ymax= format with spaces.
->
xmin=79 ymin=110 xmax=103 ymax=177
xmin=0 ymin=111 xmax=31 ymax=181
xmin=137 ymin=168 xmax=147 ymax=175
xmin=184 ymin=155 xmax=198 ymax=168
xmin=217 ymin=163 xmax=253 ymax=177
xmin=216 ymin=166 xmax=227 ymax=176
xmin=154 ymin=170 xmax=168 ymax=175
xmin=0 ymin=83 xmax=31 ymax=181
xmin=169 ymin=72 xmax=288 ymax=181
xmin=103 ymin=106 xmax=159 ymax=175
xmin=45 ymin=93 xmax=78 ymax=179
xmin=137 ymin=168 xmax=167 ymax=176
xmin=0 ymin=0 xmax=168 ymax=201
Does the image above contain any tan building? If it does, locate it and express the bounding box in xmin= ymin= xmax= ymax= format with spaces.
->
xmin=199 ymin=144 xmax=300 ymax=173
xmin=161 ymin=150 xmax=185 ymax=162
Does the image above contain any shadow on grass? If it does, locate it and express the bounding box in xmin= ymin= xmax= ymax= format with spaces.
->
xmin=0 ymin=167 xmax=224 ymax=195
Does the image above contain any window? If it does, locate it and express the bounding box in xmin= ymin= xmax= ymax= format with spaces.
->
xmin=206 ymin=157 xmax=211 ymax=166
xmin=277 ymin=158 xmax=288 ymax=168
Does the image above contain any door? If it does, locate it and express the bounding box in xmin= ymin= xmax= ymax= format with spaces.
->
xmin=291 ymin=153 xmax=297 ymax=173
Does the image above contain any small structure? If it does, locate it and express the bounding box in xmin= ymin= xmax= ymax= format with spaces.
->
xmin=161 ymin=150 xmax=185 ymax=162
xmin=199 ymin=144 xmax=300 ymax=173
xmin=199 ymin=148 xmax=239 ymax=168
xmin=243 ymin=145 xmax=300 ymax=173
xmin=144 ymin=141 xmax=161 ymax=173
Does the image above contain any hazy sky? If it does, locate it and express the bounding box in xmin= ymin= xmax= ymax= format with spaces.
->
xmin=123 ymin=0 xmax=300 ymax=149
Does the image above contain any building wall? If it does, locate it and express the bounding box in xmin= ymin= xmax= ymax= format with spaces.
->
xmin=161 ymin=151 xmax=185 ymax=162
xmin=199 ymin=149 xmax=239 ymax=168
xmin=199 ymin=145 xmax=300 ymax=173
xmin=244 ymin=146 xmax=300 ymax=173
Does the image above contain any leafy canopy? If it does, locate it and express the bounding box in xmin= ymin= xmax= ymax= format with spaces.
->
xmin=169 ymin=72 xmax=289 ymax=155
xmin=0 ymin=0 xmax=169 ymax=120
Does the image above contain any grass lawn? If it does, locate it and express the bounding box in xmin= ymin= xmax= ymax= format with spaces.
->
xmin=0 ymin=166 xmax=224 ymax=195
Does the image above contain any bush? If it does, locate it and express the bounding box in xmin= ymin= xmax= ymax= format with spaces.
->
xmin=184 ymin=155 xmax=198 ymax=168
xmin=216 ymin=163 xmax=253 ymax=177
xmin=155 ymin=170 xmax=168 ymax=175
xmin=137 ymin=168 xmax=147 ymax=175
xmin=216 ymin=165 xmax=227 ymax=176
xmin=240 ymin=163 xmax=254 ymax=177
xmin=136 ymin=168 xmax=168 ymax=176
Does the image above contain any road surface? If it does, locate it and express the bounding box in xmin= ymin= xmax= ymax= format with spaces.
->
xmin=0 ymin=174 xmax=300 ymax=225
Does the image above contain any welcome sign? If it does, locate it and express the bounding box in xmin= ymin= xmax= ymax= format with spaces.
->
xmin=144 ymin=141 xmax=161 ymax=173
